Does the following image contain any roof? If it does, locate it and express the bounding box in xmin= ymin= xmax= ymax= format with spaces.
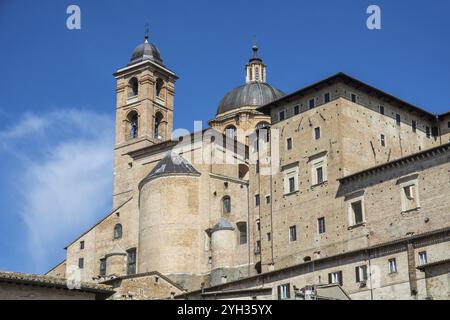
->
xmin=45 ymin=259 xmax=66 ymax=275
xmin=216 ymin=82 xmax=285 ymax=115
xmin=212 ymin=218 xmax=235 ymax=232
xmin=338 ymin=142 xmax=450 ymax=183
xmin=101 ymin=271 xmax=185 ymax=292
xmin=138 ymin=152 xmax=201 ymax=189
xmin=417 ymin=258 xmax=450 ymax=271
xmin=257 ymin=72 xmax=442 ymax=119
xmin=129 ymin=38 xmax=163 ymax=66
xmin=0 ymin=271 xmax=114 ymax=295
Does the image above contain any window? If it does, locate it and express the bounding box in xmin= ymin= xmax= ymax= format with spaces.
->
xmin=396 ymin=114 xmax=401 ymax=126
xmin=128 ymin=77 xmax=138 ymax=97
xmin=128 ymin=111 xmax=138 ymax=139
xmin=267 ymin=232 xmax=271 ymax=241
xmin=256 ymin=160 xmax=260 ymax=173
xmin=127 ymin=248 xmax=136 ymax=275
xmin=351 ymin=93 xmax=357 ymax=103
xmin=277 ymin=283 xmax=290 ymax=300
xmin=80 ymin=241 xmax=85 ymax=250
xmin=223 ymin=196 xmax=231 ymax=214
xmin=255 ymin=194 xmax=260 ymax=206
xmin=314 ymin=127 xmax=321 ymax=140
xmin=114 ymin=224 xmax=122 ymax=239
xmin=254 ymin=240 xmax=261 ymax=254
xmin=401 ymin=181 xmax=419 ymax=212
xmin=154 ymin=112 xmax=163 ymax=139
xmin=348 ymin=199 xmax=365 ymax=226
xmin=78 ymin=258 xmax=84 ymax=269
xmin=388 ymin=258 xmax=397 ymax=274
xmin=155 ymin=78 xmax=163 ymax=97
xmin=419 ymin=251 xmax=427 ymax=266
xmin=294 ymin=105 xmax=300 ymax=115
xmin=380 ymin=134 xmax=385 ymax=147
xmin=256 ymin=122 xmax=270 ymax=142
xmin=316 ymin=167 xmax=324 ymax=184
xmin=432 ymin=126 xmax=438 ymax=137
xmin=448 ymin=121 xmax=450 ymax=129
xmin=255 ymin=67 xmax=259 ymax=80
xmin=318 ymin=217 xmax=326 ymax=234
xmin=355 ymin=265 xmax=368 ymax=283
xmin=412 ymin=120 xmax=417 ymax=133
xmin=287 ymin=138 xmax=293 ymax=150
xmin=328 ymin=271 xmax=343 ymax=285
xmin=265 ymin=195 xmax=271 ymax=204
xmin=256 ymin=220 xmax=260 ymax=231
xmin=225 ymin=125 xmax=237 ymax=140
xmin=324 ymin=92 xmax=330 ymax=103
xmin=237 ymin=222 xmax=247 ymax=245
xmin=379 ymin=105 xmax=385 ymax=115
xmin=309 ymin=98 xmax=315 ymax=109
xmin=99 ymin=258 xmax=106 ymax=276
xmin=283 ymin=165 xmax=299 ymax=195
xmin=289 ymin=225 xmax=297 ymax=242
xmin=426 ymin=126 xmax=430 ymax=138
xmin=289 ymin=177 xmax=295 ymax=193
xmin=279 ymin=111 xmax=285 ymax=121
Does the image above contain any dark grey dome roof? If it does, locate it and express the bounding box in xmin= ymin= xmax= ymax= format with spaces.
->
xmin=139 ymin=152 xmax=200 ymax=189
xmin=216 ymin=82 xmax=285 ymax=115
xmin=212 ymin=218 xmax=235 ymax=233
xmin=129 ymin=40 xmax=163 ymax=66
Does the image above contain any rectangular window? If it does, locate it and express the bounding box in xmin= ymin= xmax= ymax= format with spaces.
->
xmin=318 ymin=217 xmax=326 ymax=234
xmin=426 ymin=126 xmax=430 ymax=138
xmin=328 ymin=271 xmax=343 ymax=285
xmin=355 ymin=265 xmax=368 ymax=283
xmin=237 ymin=222 xmax=247 ymax=245
xmin=265 ymin=195 xmax=271 ymax=204
xmin=289 ymin=225 xmax=297 ymax=242
xmin=412 ymin=120 xmax=417 ymax=133
xmin=432 ymin=126 xmax=438 ymax=137
xmin=388 ymin=258 xmax=397 ymax=274
xmin=314 ymin=127 xmax=321 ymax=140
xmin=256 ymin=160 xmax=260 ymax=173
xmin=127 ymin=248 xmax=137 ymax=275
xmin=289 ymin=177 xmax=295 ymax=193
xmin=419 ymin=251 xmax=427 ymax=266
xmin=380 ymin=134 xmax=385 ymax=147
xmin=99 ymin=258 xmax=106 ymax=276
xmin=401 ymin=182 xmax=419 ymax=212
xmin=279 ymin=111 xmax=285 ymax=121
xmin=316 ymin=167 xmax=324 ymax=184
xmin=324 ymin=92 xmax=330 ymax=103
xmin=309 ymin=98 xmax=315 ymax=109
xmin=277 ymin=283 xmax=290 ymax=300
xmin=379 ymin=105 xmax=385 ymax=115
xmin=396 ymin=114 xmax=401 ymax=126
xmin=267 ymin=232 xmax=271 ymax=241
xmin=254 ymin=240 xmax=261 ymax=254
xmin=287 ymin=138 xmax=292 ymax=150
xmin=350 ymin=200 xmax=364 ymax=225
xmin=351 ymin=93 xmax=357 ymax=103
xmin=80 ymin=241 xmax=85 ymax=250
xmin=255 ymin=194 xmax=260 ymax=206
xmin=78 ymin=258 xmax=84 ymax=269
xmin=294 ymin=105 xmax=300 ymax=115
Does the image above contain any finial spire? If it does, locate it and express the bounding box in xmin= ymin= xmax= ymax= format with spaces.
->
xmin=252 ymin=35 xmax=258 ymax=59
xmin=144 ymin=23 xmax=149 ymax=43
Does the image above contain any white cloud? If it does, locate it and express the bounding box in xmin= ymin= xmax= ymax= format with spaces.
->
xmin=1 ymin=109 xmax=114 ymax=272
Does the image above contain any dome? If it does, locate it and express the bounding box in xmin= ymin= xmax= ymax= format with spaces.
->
xmin=216 ymin=82 xmax=285 ymax=115
xmin=212 ymin=218 xmax=235 ymax=233
xmin=129 ymin=39 xmax=163 ymax=66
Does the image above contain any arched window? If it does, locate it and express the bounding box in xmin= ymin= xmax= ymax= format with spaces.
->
xmin=127 ymin=111 xmax=138 ymax=139
xmin=154 ymin=112 xmax=163 ymax=139
xmin=129 ymin=77 xmax=138 ymax=97
xmin=225 ymin=125 xmax=237 ymax=140
xmin=223 ymin=196 xmax=231 ymax=214
xmin=114 ymin=224 xmax=122 ymax=239
xmin=155 ymin=78 xmax=163 ymax=97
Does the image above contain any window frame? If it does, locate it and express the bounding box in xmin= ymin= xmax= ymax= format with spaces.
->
xmin=318 ymin=217 xmax=326 ymax=234
xmin=418 ymin=251 xmax=427 ymax=266
xmin=289 ymin=225 xmax=297 ymax=242
xmin=277 ymin=283 xmax=291 ymax=300
xmin=347 ymin=196 xmax=366 ymax=227
xmin=314 ymin=127 xmax=321 ymax=140
xmin=324 ymin=92 xmax=330 ymax=103
xmin=388 ymin=258 xmax=397 ymax=274
xmin=127 ymin=248 xmax=137 ymax=275
xmin=222 ymin=196 xmax=231 ymax=214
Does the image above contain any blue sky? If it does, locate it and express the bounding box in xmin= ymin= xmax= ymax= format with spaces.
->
xmin=0 ymin=0 xmax=449 ymax=274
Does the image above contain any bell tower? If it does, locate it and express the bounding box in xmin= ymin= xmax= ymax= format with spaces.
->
xmin=112 ymin=29 xmax=178 ymax=206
